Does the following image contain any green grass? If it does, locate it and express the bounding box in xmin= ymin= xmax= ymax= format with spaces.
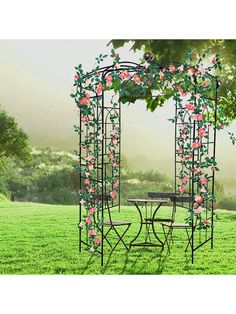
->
xmin=0 ymin=201 xmax=235 ymax=274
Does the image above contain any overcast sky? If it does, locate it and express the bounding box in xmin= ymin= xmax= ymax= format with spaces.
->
xmin=0 ymin=40 xmax=235 ymax=178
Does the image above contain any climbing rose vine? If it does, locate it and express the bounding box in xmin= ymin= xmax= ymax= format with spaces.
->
xmin=71 ymin=48 xmax=235 ymax=252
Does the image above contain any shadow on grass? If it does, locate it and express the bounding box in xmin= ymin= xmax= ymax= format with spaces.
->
xmin=99 ymin=247 xmax=171 ymax=274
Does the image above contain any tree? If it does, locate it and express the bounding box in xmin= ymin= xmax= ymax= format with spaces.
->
xmin=0 ymin=107 xmax=30 ymax=160
xmin=110 ymin=40 xmax=236 ymax=122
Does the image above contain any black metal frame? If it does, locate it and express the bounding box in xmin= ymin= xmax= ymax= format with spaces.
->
xmin=174 ymin=78 xmax=218 ymax=263
xmin=77 ymin=61 xmax=219 ymax=266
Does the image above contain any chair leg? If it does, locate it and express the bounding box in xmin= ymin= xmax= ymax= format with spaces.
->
xmin=103 ymin=227 xmax=113 ymax=248
xmin=162 ymin=226 xmax=171 ymax=254
xmin=110 ymin=224 xmax=131 ymax=254
xmin=185 ymin=228 xmax=192 ymax=251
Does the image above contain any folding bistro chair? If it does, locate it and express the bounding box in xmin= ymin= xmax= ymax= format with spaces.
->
xmin=161 ymin=196 xmax=195 ymax=253
xmin=146 ymin=192 xmax=180 ymax=223
xmin=142 ymin=192 xmax=179 ymax=244
xmin=94 ymin=195 xmax=131 ymax=254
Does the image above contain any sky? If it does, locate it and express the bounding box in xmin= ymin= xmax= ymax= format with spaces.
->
xmin=0 ymin=39 xmax=236 ymax=181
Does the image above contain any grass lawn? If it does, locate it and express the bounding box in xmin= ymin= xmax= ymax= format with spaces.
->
xmin=0 ymin=201 xmax=235 ymax=274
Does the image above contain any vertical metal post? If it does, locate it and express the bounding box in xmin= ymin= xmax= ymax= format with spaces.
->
xmin=119 ymin=101 xmax=121 ymax=212
xmin=211 ymin=81 xmax=218 ymax=249
xmin=101 ymin=92 xmax=105 ymax=267
xmin=174 ymin=100 xmax=177 ymax=194
xmin=191 ymin=78 xmax=197 ymax=264
xmin=79 ymin=108 xmax=82 ymax=252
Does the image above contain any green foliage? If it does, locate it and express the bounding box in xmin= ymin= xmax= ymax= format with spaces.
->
xmin=0 ymin=147 xmax=230 ymax=206
xmin=121 ymin=166 xmax=174 ymax=204
xmin=0 ymin=147 xmax=78 ymax=205
xmin=0 ymin=107 xmax=30 ymax=160
xmin=0 ymin=201 xmax=235 ymax=274
xmin=218 ymin=195 xmax=236 ymax=211
xmin=110 ymin=39 xmax=236 ymax=122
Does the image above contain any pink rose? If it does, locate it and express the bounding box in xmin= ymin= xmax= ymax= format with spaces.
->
xmin=202 ymin=81 xmax=207 ymax=87
xmin=110 ymin=190 xmax=116 ymax=199
xmin=181 ymin=177 xmax=188 ymax=183
xmin=178 ymin=64 xmax=184 ymax=72
xmin=185 ymin=103 xmax=196 ymax=111
xmin=81 ymin=116 xmax=88 ymax=124
xmin=187 ymin=68 xmax=195 ymax=76
xmin=106 ymin=74 xmax=113 ymax=86
xmin=203 ymin=220 xmax=210 ymax=225
xmin=192 ymin=141 xmax=201 ymax=149
xmin=79 ymin=222 xmax=83 ymax=228
xmin=96 ymin=82 xmax=103 ymax=94
xmin=177 ymin=86 xmax=183 ymax=93
xmin=195 ymin=195 xmax=203 ymax=203
xmin=113 ymin=181 xmax=119 ymax=188
xmin=119 ymin=70 xmax=130 ymax=80
xmin=88 ymin=162 xmax=94 ymax=171
xmin=194 ymin=94 xmax=201 ymax=99
xmin=169 ymin=64 xmax=176 ymax=72
xmin=108 ymin=152 xmax=114 ymax=160
xmin=94 ymin=237 xmax=101 ymax=244
xmin=212 ymin=58 xmax=216 ymax=65
xmin=198 ymin=128 xmax=207 ymax=138
xmin=112 ymin=137 xmax=118 ymax=145
xmin=88 ymin=229 xmax=96 ymax=236
xmin=112 ymin=162 xmax=118 ymax=167
xmin=80 ymin=97 xmax=90 ymax=106
xmin=111 ymin=129 xmax=117 ymax=136
xmin=89 ymin=207 xmax=96 ymax=214
xmin=192 ymin=114 xmax=203 ymax=121
xmin=85 ymin=216 xmax=92 ymax=224
xmin=194 ymin=206 xmax=205 ymax=214
xmin=74 ymin=74 xmax=78 ymax=80
xmin=180 ymin=132 xmax=187 ymax=139
xmin=84 ymin=178 xmax=90 ymax=185
xmin=200 ymin=177 xmax=208 ymax=185
xmin=133 ymin=74 xmax=141 ymax=84
xmin=87 ymin=188 xmax=95 ymax=193
xmin=198 ymin=65 xmax=205 ymax=75
xmin=179 ymin=185 xmax=185 ymax=193
xmin=200 ymin=187 xmax=206 ymax=193
xmin=159 ymin=72 xmax=164 ymax=80
xmin=178 ymin=147 xmax=183 ymax=153
xmin=86 ymin=155 xmax=94 ymax=161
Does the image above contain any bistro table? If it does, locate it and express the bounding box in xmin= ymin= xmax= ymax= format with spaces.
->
xmin=128 ymin=198 xmax=169 ymax=249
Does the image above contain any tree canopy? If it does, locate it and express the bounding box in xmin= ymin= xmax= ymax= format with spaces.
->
xmin=110 ymin=40 xmax=236 ymax=122
xmin=0 ymin=107 xmax=30 ymax=161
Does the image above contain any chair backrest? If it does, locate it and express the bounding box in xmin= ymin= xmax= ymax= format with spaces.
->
xmin=169 ymin=196 xmax=194 ymax=223
xmin=148 ymin=192 xmax=180 ymax=199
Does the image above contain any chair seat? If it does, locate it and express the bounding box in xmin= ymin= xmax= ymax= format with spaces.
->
xmin=145 ymin=218 xmax=174 ymax=222
xmin=161 ymin=222 xmax=191 ymax=228
xmin=104 ymin=221 xmax=131 ymax=226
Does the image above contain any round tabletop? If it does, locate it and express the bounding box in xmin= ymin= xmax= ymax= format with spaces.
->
xmin=127 ymin=198 xmax=169 ymax=203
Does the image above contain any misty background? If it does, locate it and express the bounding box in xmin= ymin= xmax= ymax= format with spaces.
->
xmin=0 ymin=40 xmax=236 ymax=194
